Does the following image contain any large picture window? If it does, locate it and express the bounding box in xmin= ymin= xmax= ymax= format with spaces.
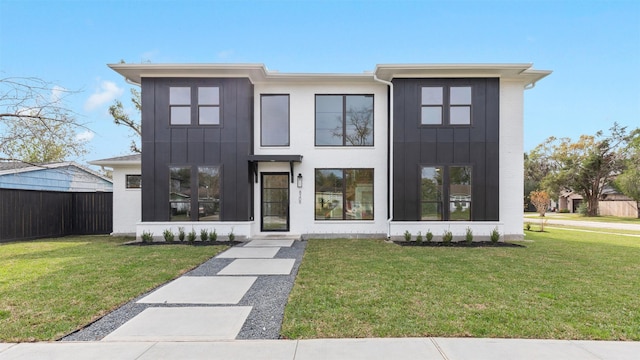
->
xmin=315 ymin=95 xmax=374 ymax=146
xmin=420 ymin=165 xmax=471 ymax=221
xmin=421 ymin=86 xmax=472 ymax=125
xmin=170 ymin=166 xmax=221 ymax=221
xmin=261 ymin=94 xmax=289 ymax=146
xmin=315 ymin=168 xmax=373 ymax=220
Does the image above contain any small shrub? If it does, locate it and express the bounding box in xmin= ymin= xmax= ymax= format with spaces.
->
xmin=426 ymin=229 xmax=433 ymax=242
xmin=465 ymin=227 xmax=473 ymax=243
xmin=178 ymin=227 xmax=186 ymax=241
xmin=558 ymin=209 xmax=570 ymax=213
xmin=141 ymin=231 xmax=153 ymax=243
xmin=525 ymin=223 xmax=531 ymax=231
xmin=442 ymin=229 xmax=453 ymax=244
xmin=490 ymin=227 xmax=500 ymax=243
xmin=200 ymin=229 xmax=209 ymax=242
xmin=228 ymin=230 xmax=235 ymax=242
xmin=162 ymin=229 xmax=175 ymax=242
xmin=404 ymin=230 xmax=412 ymax=242
xmin=577 ymin=202 xmax=588 ymax=216
xmin=209 ymin=229 xmax=217 ymax=242
xmin=416 ymin=231 xmax=423 ymax=244
xmin=187 ymin=229 xmax=197 ymax=243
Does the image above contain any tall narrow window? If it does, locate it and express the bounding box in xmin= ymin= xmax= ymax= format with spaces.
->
xmin=420 ymin=167 xmax=443 ymax=220
xmin=421 ymin=87 xmax=443 ymax=125
xmin=170 ymin=87 xmax=191 ymax=125
xmin=315 ymin=168 xmax=373 ymax=220
xmin=169 ymin=167 xmax=191 ymax=221
xmin=450 ymin=87 xmax=472 ymax=125
xmin=449 ymin=166 xmax=472 ymax=220
xmin=261 ymin=95 xmax=289 ymax=146
xmin=198 ymin=167 xmax=220 ymax=221
xmin=315 ymin=95 xmax=373 ymax=146
xmin=198 ymin=87 xmax=220 ymax=125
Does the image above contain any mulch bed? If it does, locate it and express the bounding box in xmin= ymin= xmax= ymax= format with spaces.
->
xmin=125 ymin=240 xmax=243 ymax=246
xmin=393 ymin=241 xmax=525 ymax=248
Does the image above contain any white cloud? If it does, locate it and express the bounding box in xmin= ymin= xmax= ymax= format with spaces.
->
xmin=84 ymin=80 xmax=123 ymax=111
xmin=76 ymin=130 xmax=95 ymax=142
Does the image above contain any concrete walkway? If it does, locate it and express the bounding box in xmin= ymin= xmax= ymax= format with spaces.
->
xmin=1 ymin=237 xmax=638 ymax=359
xmin=2 ymin=338 xmax=639 ymax=359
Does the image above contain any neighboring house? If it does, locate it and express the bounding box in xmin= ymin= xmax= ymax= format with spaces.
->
xmin=0 ymin=161 xmax=112 ymax=192
xmin=109 ymin=62 xmax=550 ymax=240
xmin=559 ymin=188 xmax=639 ymax=218
xmin=90 ymin=154 xmax=141 ymax=235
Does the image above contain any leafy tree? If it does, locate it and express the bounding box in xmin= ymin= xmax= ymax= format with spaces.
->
xmin=529 ymin=190 xmax=550 ymax=217
xmin=0 ymin=77 xmax=87 ymax=162
xmin=615 ymin=128 xmax=640 ymax=218
xmin=109 ymin=88 xmax=141 ymax=153
xmin=529 ymin=123 xmax=629 ymax=217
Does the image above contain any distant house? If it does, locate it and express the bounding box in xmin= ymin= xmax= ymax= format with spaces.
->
xmin=0 ymin=161 xmax=112 ymax=192
xmin=558 ymin=188 xmax=639 ymax=218
xmin=90 ymin=154 xmax=141 ymax=235
xmin=108 ymin=62 xmax=551 ymax=240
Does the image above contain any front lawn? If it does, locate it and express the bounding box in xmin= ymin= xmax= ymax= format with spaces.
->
xmin=282 ymin=230 xmax=640 ymax=340
xmin=0 ymin=236 xmax=227 ymax=342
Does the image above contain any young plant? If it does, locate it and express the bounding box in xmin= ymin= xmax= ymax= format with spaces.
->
xmin=200 ymin=229 xmax=209 ymax=242
xmin=178 ymin=227 xmax=186 ymax=241
xmin=404 ymin=230 xmax=412 ymax=242
xmin=141 ymin=231 xmax=153 ymax=243
xmin=442 ymin=229 xmax=453 ymax=244
xmin=416 ymin=231 xmax=423 ymax=244
xmin=426 ymin=229 xmax=433 ymax=242
xmin=525 ymin=223 xmax=531 ymax=231
xmin=209 ymin=229 xmax=217 ymax=242
xmin=228 ymin=230 xmax=235 ymax=242
xmin=187 ymin=229 xmax=197 ymax=243
xmin=465 ymin=227 xmax=473 ymax=244
xmin=490 ymin=227 xmax=500 ymax=243
xmin=162 ymin=229 xmax=175 ymax=242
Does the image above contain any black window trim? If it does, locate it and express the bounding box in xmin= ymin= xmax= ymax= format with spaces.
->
xmin=168 ymin=85 xmax=223 ymax=127
xmin=420 ymin=84 xmax=473 ymax=127
xmin=314 ymin=94 xmax=375 ymax=147
xmin=125 ymin=174 xmax=142 ymax=189
xmin=314 ymin=167 xmax=374 ymax=221
xmin=260 ymin=94 xmax=290 ymax=147
xmin=419 ymin=164 xmax=473 ymax=221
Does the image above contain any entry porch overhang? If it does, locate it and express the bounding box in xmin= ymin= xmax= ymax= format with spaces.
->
xmin=247 ymin=155 xmax=303 ymax=183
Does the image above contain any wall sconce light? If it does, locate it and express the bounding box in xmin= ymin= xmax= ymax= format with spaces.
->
xmin=297 ymin=173 xmax=303 ymax=188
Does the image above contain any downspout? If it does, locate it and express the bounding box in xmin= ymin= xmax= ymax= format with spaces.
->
xmin=373 ymin=74 xmax=394 ymax=239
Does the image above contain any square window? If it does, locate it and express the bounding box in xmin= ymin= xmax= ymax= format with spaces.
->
xmin=421 ymin=87 xmax=443 ymax=105
xmin=171 ymin=106 xmax=191 ymax=125
xmin=126 ymin=175 xmax=141 ymax=189
xmin=199 ymin=106 xmax=220 ymax=125
xmin=421 ymin=106 xmax=442 ymax=125
xmin=450 ymin=87 xmax=471 ymax=105
xmin=198 ymin=87 xmax=219 ymax=105
xmin=170 ymin=87 xmax=191 ymax=105
xmin=450 ymin=106 xmax=471 ymax=125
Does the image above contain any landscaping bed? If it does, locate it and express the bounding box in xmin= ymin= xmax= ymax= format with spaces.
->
xmin=393 ymin=240 xmax=524 ymax=247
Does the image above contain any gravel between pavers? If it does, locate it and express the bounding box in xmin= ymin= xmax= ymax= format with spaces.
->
xmin=60 ymin=240 xmax=306 ymax=341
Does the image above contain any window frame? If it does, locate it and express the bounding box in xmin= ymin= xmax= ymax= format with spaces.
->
xmin=169 ymin=166 xmax=192 ymax=221
xmin=314 ymin=168 xmax=374 ymax=221
xmin=260 ymin=94 xmax=290 ymax=147
xmin=168 ymin=86 xmax=222 ymax=126
xmin=125 ymin=174 xmax=142 ymax=189
xmin=420 ymin=85 xmax=473 ymax=126
xmin=314 ymin=94 xmax=374 ymax=147
xmin=197 ymin=166 xmax=221 ymax=221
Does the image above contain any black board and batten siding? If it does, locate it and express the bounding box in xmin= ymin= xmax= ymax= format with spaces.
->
xmin=141 ymin=78 xmax=253 ymax=222
xmin=392 ymin=78 xmax=500 ymax=221
xmin=0 ymin=189 xmax=113 ymax=242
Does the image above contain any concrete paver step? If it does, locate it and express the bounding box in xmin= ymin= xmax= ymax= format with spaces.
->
xmin=217 ymin=258 xmax=296 ymax=275
xmin=136 ymin=276 xmax=257 ymax=304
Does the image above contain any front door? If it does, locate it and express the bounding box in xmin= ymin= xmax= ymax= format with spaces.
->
xmin=261 ymin=173 xmax=289 ymax=231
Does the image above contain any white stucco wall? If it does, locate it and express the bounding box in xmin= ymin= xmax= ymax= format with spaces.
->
xmin=252 ymin=81 xmax=389 ymax=237
xmin=499 ymin=80 xmax=525 ymax=239
xmin=111 ymin=165 xmax=141 ymax=235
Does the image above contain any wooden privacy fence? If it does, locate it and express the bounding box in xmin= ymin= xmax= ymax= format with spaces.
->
xmin=0 ymin=188 xmax=113 ymax=242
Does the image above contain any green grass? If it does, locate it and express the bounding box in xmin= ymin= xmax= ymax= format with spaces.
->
xmin=282 ymin=231 xmax=640 ymax=340
xmin=524 ymin=212 xmax=640 ymax=224
xmin=0 ymin=236 xmax=227 ymax=342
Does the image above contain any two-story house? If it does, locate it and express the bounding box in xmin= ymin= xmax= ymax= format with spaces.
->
xmin=106 ymin=63 xmax=550 ymax=240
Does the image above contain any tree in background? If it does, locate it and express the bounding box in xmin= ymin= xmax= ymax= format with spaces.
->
xmin=615 ymin=128 xmax=640 ymax=218
xmin=0 ymin=77 xmax=87 ymax=162
xmin=527 ymin=123 xmax=631 ymax=217
xmin=529 ymin=190 xmax=551 ymax=231
xmin=109 ymin=88 xmax=141 ymax=153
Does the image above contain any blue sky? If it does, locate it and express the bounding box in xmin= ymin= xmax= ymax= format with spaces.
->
xmin=1 ymin=0 xmax=638 ymax=165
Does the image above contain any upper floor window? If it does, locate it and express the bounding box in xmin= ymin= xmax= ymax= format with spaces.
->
xmin=261 ymin=94 xmax=289 ymax=146
xmin=315 ymin=95 xmax=373 ymax=146
xmin=421 ymin=86 xmax=472 ymax=125
xmin=169 ymin=86 xmax=220 ymax=125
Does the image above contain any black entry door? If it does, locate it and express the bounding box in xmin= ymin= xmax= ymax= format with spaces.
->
xmin=261 ymin=173 xmax=289 ymax=231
